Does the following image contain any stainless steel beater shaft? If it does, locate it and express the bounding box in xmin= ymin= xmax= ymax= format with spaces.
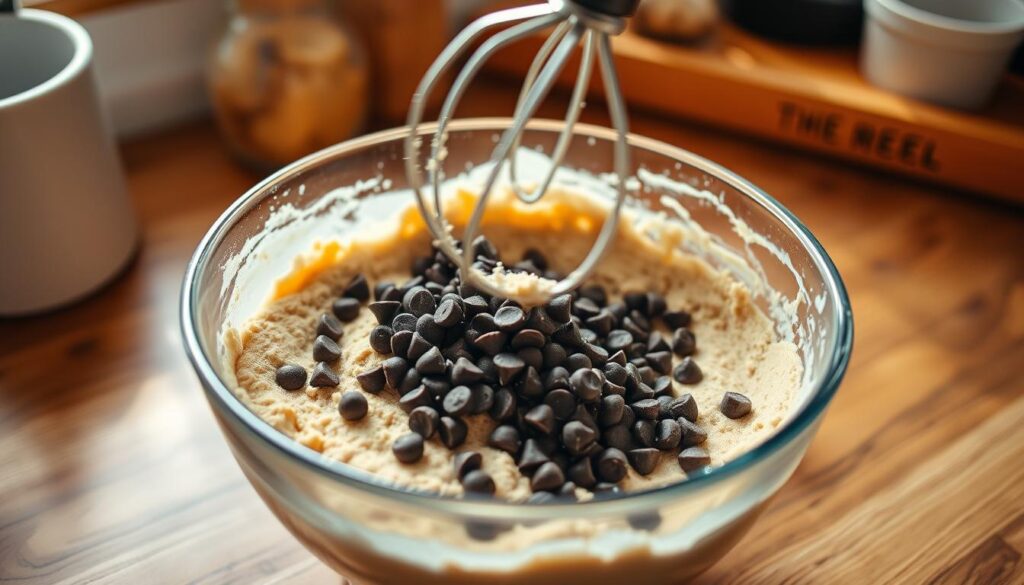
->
xmin=405 ymin=0 xmax=639 ymax=302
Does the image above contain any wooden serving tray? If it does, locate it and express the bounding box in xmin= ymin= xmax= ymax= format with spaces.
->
xmin=483 ymin=20 xmax=1024 ymax=204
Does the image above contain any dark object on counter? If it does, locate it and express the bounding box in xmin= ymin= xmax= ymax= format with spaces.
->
xmin=723 ymin=0 xmax=863 ymax=45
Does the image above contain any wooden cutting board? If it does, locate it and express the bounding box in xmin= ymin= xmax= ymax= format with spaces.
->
xmin=484 ymin=19 xmax=1024 ymax=205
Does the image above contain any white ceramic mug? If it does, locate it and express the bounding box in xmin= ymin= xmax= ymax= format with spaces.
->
xmin=861 ymin=0 xmax=1024 ymax=110
xmin=0 ymin=6 xmax=138 ymax=316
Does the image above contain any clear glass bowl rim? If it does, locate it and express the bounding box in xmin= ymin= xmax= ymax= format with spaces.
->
xmin=180 ymin=118 xmax=854 ymax=520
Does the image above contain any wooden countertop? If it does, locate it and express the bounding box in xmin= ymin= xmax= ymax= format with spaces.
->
xmin=2 ymin=80 xmax=1023 ymax=584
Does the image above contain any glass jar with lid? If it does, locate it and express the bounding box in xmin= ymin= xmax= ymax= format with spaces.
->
xmin=208 ymin=0 xmax=369 ymax=170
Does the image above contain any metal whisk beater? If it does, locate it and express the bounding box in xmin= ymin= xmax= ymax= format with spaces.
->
xmin=405 ymin=0 xmax=640 ymax=303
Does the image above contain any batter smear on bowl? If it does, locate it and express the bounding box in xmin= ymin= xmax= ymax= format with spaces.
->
xmin=230 ymin=186 xmax=802 ymax=501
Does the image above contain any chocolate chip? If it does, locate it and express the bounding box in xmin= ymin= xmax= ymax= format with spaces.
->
xmin=578 ymin=284 xmax=607 ymax=306
xmin=472 ymin=235 xmax=498 ymax=260
xmin=677 ymin=447 xmax=711 ymax=472
xmin=622 ymin=316 xmax=649 ymax=342
xmin=382 ymin=356 xmax=409 ymax=389
xmin=339 ymin=391 xmax=368 ymax=420
xmin=434 ymin=298 xmax=464 ymax=328
xmin=542 ymin=342 xmax=568 ymax=369
xmin=598 ymin=394 xmax=626 ymax=427
xmin=652 ymin=376 xmax=673 ymax=397
xmin=672 ymin=328 xmax=696 ymax=357
xmin=631 ymin=382 xmax=656 ymax=402
xmin=543 ymin=366 xmax=571 ymax=391
xmin=620 ymin=404 xmax=636 ymax=428
xmin=472 ymin=331 xmax=507 ymax=356
xmin=595 ymin=448 xmax=628 ymax=483
xmin=438 ymin=416 xmax=467 ymax=448
xmin=309 ymin=362 xmax=339 ymax=387
xmin=603 ymin=362 xmax=628 ymax=386
xmin=312 ymin=335 xmax=341 ymax=362
xmin=631 ymin=398 xmax=661 ymax=420
xmin=569 ymin=368 xmax=603 ymax=403
xmin=332 ymin=297 xmax=361 ymax=323
xmin=585 ymin=310 xmax=614 ymax=336
xmin=668 ymin=394 xmax=698 ymax=422
xmin=493 ymin=353 xmax=525 ymax=385
xmin=544 ymin=389 xmax=576 ymax=420
xmin=399 ymin=369 xmax=422 ymax=394
xmin=524 ymin=308 xmax=558 ymax=337
xmin=390 ymin=330 xmax=413 ymax=358
xmin=546 ymin=294 xmax=573 ymax=323
xmin=342 ymin=273 xmax=370 ymax=301
xmin=633 ymin=419 xmax=656 ymax=447
xmin=275 ymin=364 xmax=307 ymax=390
xmin=518 ymin=439 xmax=550 ymax=472
xmin=672 ymin=357 xmax=703 ymax=385
xmin=524 ymin=404 xmax=556 ymax=435
xmin=409 ymin=406 xmax=439 ymax=438
xmin=453 ymin=450 xmax=482 ymax=480
xmin=638 ymin=366 xmax=657 ymax=386
xmin=623 ymin=292 xmax=647 ymax=313
xmin=316 ymin=313 xmax=343 ymax=341
xmin=627 ymin=448 xmax=660 ymax=475
xmin=469 ymin=383 xmax=494 ymax=414
xmin=574 ymin=297 xmax=602 ymax=320
xmin=356 ymin=366 xmax=385 ymax=393
xmin=442 ymin=385 xmax=473 ymax=417
xmin=654 ymin=419 xmax=681 ymax=450
xmin=470 ymin=312 xmax=497 ymax=333
xmin=517 ymin=347 xmax=544 ymax=371
xmin=404 ymin=287 xmax=437 ymax=317
xmin=511 ymin=329 xmax=545 ymax=349
xmin=487 ymin=424 xmax=520 ymax=455
xmin=380 ymin=286 xmax=402 ymax=303
xmin=606 ymin=330 xmax=633 ymax=352
xmin=406 ymin=333 xmax=433 ymax=362
xmin=368 ymin=301 xmax=400 ymax=326
xmin=415 ymin=314 xmax=445 ymax=346
xmin=552 ymin=321 xmax=584 ymax=348
xmin=561 ymin=421 xmax=597 ymax=456
xmin=392 ymin=312 xmax=417 ymax=333
xmin=530 ymin=462 xmax=565 ymax=492
xmin=645 ymin=332 xmax=669 ymax=354
xmin=678 ymin=417 xmax=707 ymax=447
xmin=374 ymin=281 xmax=395 ymax=301
xmin=645 ymin=351 xmax=672 ymax=375
xmin=522 ymin=248 xmax=548 ymax=271
xmin=393 ymin=433 xmax=424 ymax=463
xmin=662 ymin=310 xmax=691 ymax=329
xmin=462 ymin=469 xmax=495 ymax=496
xmin=646 ymin=292 xmax=667 ymax=317
xmin=518 ymin=366 xmax=544 ymax=398
xmin=607 ymin=349 xmax=627 ymax=366
xmin=422 ymin=376 xmax=450 ymax=398
xmin=411 ymin=346 xmax=443 ymax=375
xmin=399 ymin=385 xmax=433 ymax=412
xmin=583 ymin=343 xmax=608 ymax=366
xmin=557 ymin=458 xmax=593 ymax=493
xmin=493 ymin=306 xmax=526 ymax=332
xmin=462 ymin=295 xmax=488 ymax=319
xmin=600 ymin=422 xmax=632 ymax=451
xmin=566 ymin=353 xmax=592 ymax=371
xmin=368 ymin=326 xmax=393 ymax=354
xmin=720 ymin=391 xmax=752 ymax=419
xmin=604 ymin=380 xmax=626 ymax=397
xmin=445 ymin=358 xmax=478 ymax=386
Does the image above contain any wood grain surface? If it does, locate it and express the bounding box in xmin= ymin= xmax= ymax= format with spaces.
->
xmin=1 ymin=79 xmax=1022 ymax=584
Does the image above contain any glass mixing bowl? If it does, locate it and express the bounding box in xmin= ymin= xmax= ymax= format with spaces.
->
xmin=181 ymin=119 xmax=852 ymax=584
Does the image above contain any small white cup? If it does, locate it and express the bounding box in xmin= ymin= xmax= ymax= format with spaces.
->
xmin=861 ymin=0 xmax=1024 ymax=109
xmin=0 ymin=7 xmax=138 ymax=316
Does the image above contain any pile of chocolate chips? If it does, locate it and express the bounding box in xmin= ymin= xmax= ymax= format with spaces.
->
xmin=340 ymin=236 xmax=754 ymax=501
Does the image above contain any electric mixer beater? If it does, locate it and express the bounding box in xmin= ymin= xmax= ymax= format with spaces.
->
xmin=405 ymin=0 xmax=640 ymax=304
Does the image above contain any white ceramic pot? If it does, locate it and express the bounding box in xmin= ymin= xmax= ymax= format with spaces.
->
xmin=861 ymin=0 xmax=1024 ymax=109
xmin=0 ymin=8 xmax=138 ymax=316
